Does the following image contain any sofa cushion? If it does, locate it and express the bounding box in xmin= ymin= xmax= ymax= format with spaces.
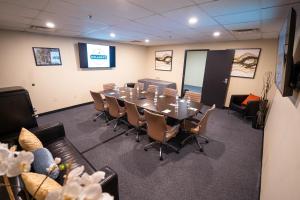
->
xmin=21 ymin=172 xmax=61 ymax=200
xmin=19 ymin=128 xmax=43 ymax=151
xmin=32 ymin=148 xmax=60 ymax=179
xmin=242 ymin=94 xmax=260 ymax=106
xmin=45 ymin=138 xmax=95 ymax=184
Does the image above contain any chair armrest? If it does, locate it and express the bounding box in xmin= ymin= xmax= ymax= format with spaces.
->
xmin=168 ymin=124 xmax=180 ymax=134
xmin=229 ymin=95 xmax=248 ymax=106
xmin=245 ymin=100 xmax=260 ymax=117
xmin=31 ymin=122 xmax=66 ymax=145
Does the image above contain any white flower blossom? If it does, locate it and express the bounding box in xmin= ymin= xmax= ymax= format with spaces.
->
xmin=6 ymin=151 xmax=34 ymax=177
xmin=0 ymin=148 xmax=10 ymax=175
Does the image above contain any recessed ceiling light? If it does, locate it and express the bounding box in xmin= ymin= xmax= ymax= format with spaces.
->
xmin=145 ymin=39 xmax=150 ymax=43
xmin=110 ymin=32 xmax=116 ymax=38
xmin=213 ymin=31 xmax=221 ymax=37
xmin=188 ymin=17 xmax=198 ymax=25
xmin=46 ymin=22 xmax=55 ymax=28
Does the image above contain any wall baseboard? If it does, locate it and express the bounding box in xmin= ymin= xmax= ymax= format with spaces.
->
xmin=38 ymin=101 xmax=93 ymax=116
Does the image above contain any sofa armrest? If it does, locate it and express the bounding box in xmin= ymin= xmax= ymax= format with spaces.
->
xmin=31 ymin=122 xmax=66 ymax=145
xmin=245 ymin=100 xmax=260 ymax=117
xmin=100 ymin=166 xmax=119 ymax=200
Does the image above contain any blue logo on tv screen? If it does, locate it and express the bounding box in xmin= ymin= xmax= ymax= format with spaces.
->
xmin=90 ymin=55 xmax=107 ymax=59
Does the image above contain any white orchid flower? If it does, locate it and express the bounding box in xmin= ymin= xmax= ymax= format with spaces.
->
xmin=54 ymin=157 xmax=62 ymax=165
xmin=67 ymin=166 xmax=85 ymax=183
xmin=80 ymin=171 xmax=106 ymax=186
xmin=46 ymin=181 xmax=82 ymax=200
xmin=0 ymin=148 xmax=10 ymax=175
xmin=79 ymin=183 xmax=102 ymax=200
xmin=0 ymin=142 xmax=9 ymax=149
xmin=6 ymin=151 xmax=34 ymax=177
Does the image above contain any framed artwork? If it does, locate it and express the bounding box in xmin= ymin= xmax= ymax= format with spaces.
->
xmin=32 ymin=47 xmax=62 ymax=66
xmin=155 ymin=50 xmax=173 ymax=71
xmin=231 ymin=48 xmax=261 ymax=79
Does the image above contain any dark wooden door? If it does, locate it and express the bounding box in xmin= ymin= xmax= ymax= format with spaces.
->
xmin=201 ymin=50 xmax=234 ymax=108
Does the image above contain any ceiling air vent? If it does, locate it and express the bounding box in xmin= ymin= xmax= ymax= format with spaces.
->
xmin=130 ymin=40 xmax=142 ymax=43
xmin=29 ymin=25 xmax=55 ymax=32
xmin=231 ymin=28 xmax=260 ymax=34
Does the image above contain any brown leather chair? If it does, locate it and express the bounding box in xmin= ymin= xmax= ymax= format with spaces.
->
xmin=144 ymin=110 xmax=180 ymax=160
xmin=147 ymin=85 xmax=158 ymax=93
xmin=184 ymin=91 xmax=201 ymax=103
xmin=103 ymin=83 xmax=116 ymax=91
xmin=124 ymin=101 xmax=146 ymax=142
xmin=90 ymin=91 xmax=108 ymax=122
xmin=105 ymin=96 xmax=126 ymax=131
xmin=182 ymin=104 xmax=216 ymax=152
xmin=163 ymin=88 xmax=177 ymax=97
xmin=134 ymin=82 xmax=144 ymax=91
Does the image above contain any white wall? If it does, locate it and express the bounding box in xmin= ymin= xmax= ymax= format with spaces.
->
xmin=145 ymin=39 xmax=277 ymax=106
xmin=184 ymin=50 xmax=207 ymax=87
xmin=0 ymin=30 xmax=147 ymax=113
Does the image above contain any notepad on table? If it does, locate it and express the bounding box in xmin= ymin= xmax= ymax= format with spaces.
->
xmin=162 ymin=109 xmax=171 ymax=114
xmin=142 ymin=103 xmax=149 ymax=107
xmin=159 ymin=95 xmax=165 ymax=98
xmin=120 ymin=96 xmax=126 ymax=98
xmin=109 ymin=92 xmax=115 ymax=95
xmin=180 ymin=99 xmax=185 ymax=102
xmin=169 ymin=103 xmax=177 ymax=106
xmin=141 ymin=91 xmax=146 ymax=94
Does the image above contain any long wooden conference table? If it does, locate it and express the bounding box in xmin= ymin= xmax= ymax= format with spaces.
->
xmin=102 ymin=87 xmax=202 ymax=121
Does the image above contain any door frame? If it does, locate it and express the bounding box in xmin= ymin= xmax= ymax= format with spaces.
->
xmin=180 ymin=49 xmax=209 ymax=97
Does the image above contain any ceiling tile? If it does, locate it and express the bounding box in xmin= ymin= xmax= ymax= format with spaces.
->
xmin=234 ymin=32 xmax=262 ymax=40
xmin=64 ymin=0 xmax=154 ymax=20
xmin=261 ymin=19 xmax=285 ymax=33
xmin=0 ymin=2 xmax=40 ymax=18
xmin=214 ymin=10 xmax=261 ymax=25
xmin=199 ymin=0 xmax=261 ymax=17
xmin=261 ymin=0 xmax=300 ymax=8
xmin=135 ymin=15 xmax=187 ymax=32
xmin=262 ymin=32 xmax=278 ymax=39
xmin=128 ymin=0 xmax=194 ymax=13
xmin=163 ymin=6 xmax=218 ymax=27
xmin=261 ymin=4 xmax=293 ymax=20
xmin=0 ymin=0 xmax=48 ymax=10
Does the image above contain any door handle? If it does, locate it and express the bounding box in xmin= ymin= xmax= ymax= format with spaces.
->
xmin=223 ymin=78 xmax=228 ymax=84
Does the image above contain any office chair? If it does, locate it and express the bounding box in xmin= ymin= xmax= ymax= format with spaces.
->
xmin=144 ymin=110 xmax=180 ymax=160
xmin=90 ymin=91 xmax=109 ymax=122
xmin=105 ymin=96 xmax=126 ymax=131
xmin=163 ymin=88 xmax=177 ymax=97
xmin=124 ymin=101 xmax=146 ymax=142
xmin=183 ymin=91 xmax=201 ymax=103
xmin=181 ymin=104 xmax=216 ymax=152
xmin=147 ymin=85 xmax=158 ymax=93
xmin=103 ymin=83 xmax=116 ymax=91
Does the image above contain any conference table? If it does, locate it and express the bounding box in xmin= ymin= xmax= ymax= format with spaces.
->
xmin=101 ymin=87 xmax=202 ymax=121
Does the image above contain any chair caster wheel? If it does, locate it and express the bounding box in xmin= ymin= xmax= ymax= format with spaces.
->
xmin=205 ymin=140 xmax=209 ymax=144
xmin=199 ymin=148 xmax=203 ymax=152
xmin=93 ymin=119 xmax=96 ymax=122
xmin=113 ymin=129 xmax=117 ymax=132
xmin=136 ymin=139 xmax=140 ymax=142
xmin=144 ymin=148 xmax=148 ymax=151
xmin=160 ymin=157 xmax=163 ymax=161
xmin=176 ymin=151 xmax=179 ymax=154
xmin=125 ymin=133 xmax=129 ymax=136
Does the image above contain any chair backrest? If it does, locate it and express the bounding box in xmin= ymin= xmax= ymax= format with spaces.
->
xmin=163 ymin=88 xmax=177 ymax=97
xmin=144 ymin=110 xmax=167 ymax=142
xmin=105 ymin=96 xmax=122 ymax=118
xmin=124 ymin=101 xmax=141 ymax=127
xmin=90 ymin=91 xmax=106 ymax=111
xmin=134 ymin=82 xmax=144 ymax=90
xmin=194 ymin=104 xmax=216 ymax=134
xmin=103 ymin=83 xmax=116 ymax=91
xmin=147 ymin=85 xmax=158 ymax=93
xmin=184 ymin=91 xmax=201 ymax=103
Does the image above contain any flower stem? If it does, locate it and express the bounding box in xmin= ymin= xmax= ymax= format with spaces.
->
xmin=3 ymin=175 xmax=15 ymax=200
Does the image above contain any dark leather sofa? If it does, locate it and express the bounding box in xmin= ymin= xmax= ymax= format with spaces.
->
xmin=229 ymin=94 xmax=260 ymax=118
xmin=0 ymin=87 xmax=119 ymax=199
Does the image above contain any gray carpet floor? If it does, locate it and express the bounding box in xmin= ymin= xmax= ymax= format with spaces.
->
xmin=37 ymin=104 xmax=262 ymax=200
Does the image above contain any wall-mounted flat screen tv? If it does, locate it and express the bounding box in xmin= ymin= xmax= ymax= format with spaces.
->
xmin=78 ymin=43 xmax=116 ymax=68
xmin=275 ymin=8 xmax=296 ymax=97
